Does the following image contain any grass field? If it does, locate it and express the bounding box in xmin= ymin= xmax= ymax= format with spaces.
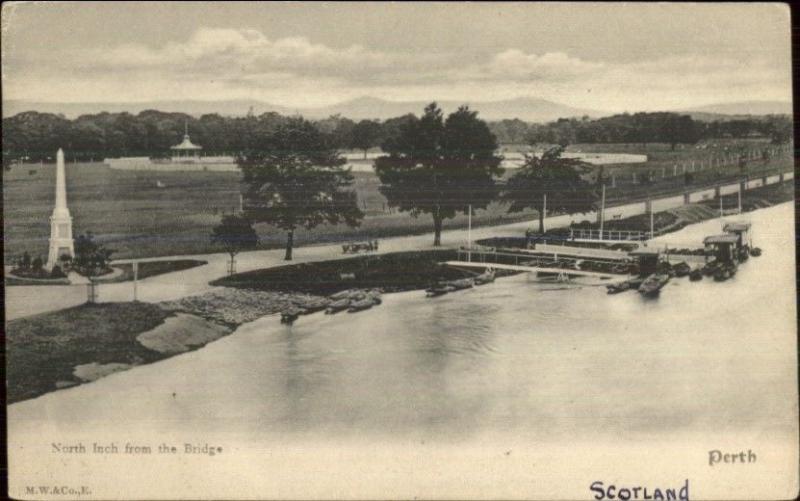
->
xmin=3 ymin=139 xmax=791 ymax=261
xmin=2 ymin=162 xmax=538 ymax=260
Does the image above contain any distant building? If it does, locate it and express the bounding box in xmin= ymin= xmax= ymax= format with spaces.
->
xmin=170 ymin=123 xmax=203 ymax=163
xmin=104 ymin=123 xmax=237 ymax=172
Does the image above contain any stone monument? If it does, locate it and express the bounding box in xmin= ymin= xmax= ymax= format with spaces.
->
xmin=46 ymin=148 xmax=75 ymax=270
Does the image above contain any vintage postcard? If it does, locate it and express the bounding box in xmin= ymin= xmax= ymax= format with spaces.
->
xmin=2 ymin=2 xmax=797 ymax=500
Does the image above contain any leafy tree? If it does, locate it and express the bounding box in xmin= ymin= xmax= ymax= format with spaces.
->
xmin=211 ymin=214 xmax=260 ymax=273
xmin=502 ymin=146 xmax=596 ymax=234
xmin=375 ymin=103 xmax=503 ymax=246
xmin=238 ymin=117 xmax=364 ymax=260
xmin=350 ymin=120 xmax=383 ymax=158
xmin=73 ymin=231 xmax=115 ymax=276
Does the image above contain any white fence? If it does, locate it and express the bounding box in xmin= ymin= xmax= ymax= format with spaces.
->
xmin=594 ymin=171 xmax=791 ymax=224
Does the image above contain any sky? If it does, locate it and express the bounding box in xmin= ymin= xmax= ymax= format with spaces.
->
xmin=1 ymin=2 xmax=793 ymax=112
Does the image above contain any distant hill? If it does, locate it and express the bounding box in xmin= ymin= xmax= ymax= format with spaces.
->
xmin=1 ymin=99 xmax=296 ymax=119
xmin=682 ymin=100 xmax=792 ymax=118
xmin=3 ymin=96 xmax=606 ymax=123
xmin=5 ymin=97 xmax=791 ymax=123
xmin=300 ymin=96 xmax=606 ymax=122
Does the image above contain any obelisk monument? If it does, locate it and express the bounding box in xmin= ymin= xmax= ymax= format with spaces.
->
xmin=46 ymin=148 xmax=75 ymax=270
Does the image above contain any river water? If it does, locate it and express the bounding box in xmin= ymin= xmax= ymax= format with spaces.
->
xmin=7 ymin=203 xmax=798 ymax=500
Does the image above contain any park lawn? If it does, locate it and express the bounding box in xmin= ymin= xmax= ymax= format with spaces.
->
xmin=3 ymin=139 xmax=790 ymax=261
xmin=103 ymin=259 xmax=208 ymax=283
xmin=5 ymin=302 xmax=172 ymax=403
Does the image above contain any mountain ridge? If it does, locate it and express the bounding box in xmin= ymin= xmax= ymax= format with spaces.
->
xmin=3 ymin=97 xmax=791 ymax=122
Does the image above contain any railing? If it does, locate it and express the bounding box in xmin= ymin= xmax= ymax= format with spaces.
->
xmin=568 ymin=229 xmax=648 ymax=241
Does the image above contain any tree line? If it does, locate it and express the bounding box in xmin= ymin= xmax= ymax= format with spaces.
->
xmin=496 ymin=113 xmax=791 ymax=148
xmin=3 ymin=108 xmax=791 ymax=165
xmin=1 ymin=109 xmax=408 ymax=163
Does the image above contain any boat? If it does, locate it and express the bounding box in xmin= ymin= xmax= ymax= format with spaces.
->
xmin=749 ymin=247 xmax=762 ymax=257
xmin=280 ymin=307 xmax=305 ymax=324
xmin=672 ymin=262 xmax=691 ymax=277
xmin=347 ymin=297 xmax=378 ymax=313
xmin=606 ymin=281 xmax=631 ymax=294
xmin=713 ymin=262 xmax=737 ymax=281
xmin=330 ymin=289 xmax=357 ymax=300
xmin=364 ymin=290 xmax=383 ymax=304
xmin=638 ymin=273 xmax=670 ymax=297
xmin=426 ymin=284 xmax=455 ymax=297
xmin=474 ymin=268 xmax=496 ymax=285
xmin=689 ymin=268 xmax=703 ymax=281
xmin=605 ymin=276 xmax=644 ymax=294
xmin=702 ymin=260 xmax=719 ymax=276
xmin=325 ymin=299 xmax=351 ymax=314
xmin=713 ymin=267 xmax=731 ymax=282
xmin=448 ymin=278 xmax=474 ymax=290
xmin=738 ymin=247 xmax=750 ymax=262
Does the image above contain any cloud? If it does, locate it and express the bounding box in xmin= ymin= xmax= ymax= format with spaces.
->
xmin=2 ymin=27 xmax=791 ymax=112
xmin=483 ymin=50 xmax=605 ymax=81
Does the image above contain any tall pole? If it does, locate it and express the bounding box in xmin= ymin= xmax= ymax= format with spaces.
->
xmin=650 ymin=203 xmax=654 ymax=239
xmin=133 ymin=261 xmax=139 ymax=301
xmin=542 ymin=194 xmax=547 ymax=233
xmin=719 ymin=192 xmax=723 ymax=218
xmin=467 ymin=204 xmax=472 ymax=262
xmin=737 ymin=182 xmax=742 ymax=214
xmin=599 ymin=183 xmax=605 ymax=240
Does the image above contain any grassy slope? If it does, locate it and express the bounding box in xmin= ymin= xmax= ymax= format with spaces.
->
xmin=6 ymin=302 xmax=171 ymax=403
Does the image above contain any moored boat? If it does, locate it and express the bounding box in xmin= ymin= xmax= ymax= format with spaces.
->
xmin=448 ymin=278 xmax=474 ymax=290
xmin=281 ymin=307 xmax=305 ymax=324
xmin=672 ymin=262 xmax=691 ymax=277
xmin=347 ymin=297 xmax=378 ymax=313
xmin=474 ymin=268 xmax=496 ymax=285
xmin=426 ymin=284 xmax=455 ymax=297
xmin=638 ymin=273 xmax=670 ymax=297
xmin=325 ymin=299 xmax=351 ymax=314
xmin=606 ymin=281 xmax=631 ymax=294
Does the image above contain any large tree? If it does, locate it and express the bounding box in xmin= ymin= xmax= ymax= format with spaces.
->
xmin=238 ymin=117 xmax=364 ymax=260
xmin=211 ymin=214 xmax=260 ymax=274
xmin=374 ymin=103 xmax=503 ymax=246
xmin=502 ymin=146 xmax=596 ymax=234
xmin=350 ymin=119 xmax=383 ymax=158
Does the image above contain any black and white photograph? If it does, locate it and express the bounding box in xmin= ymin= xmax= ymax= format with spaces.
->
xmin=2 ymin=2 xmax=797 ymax=499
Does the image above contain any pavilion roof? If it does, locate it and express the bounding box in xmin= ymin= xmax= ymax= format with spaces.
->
xmin=170 ymin=134 xmax=202 ymax=150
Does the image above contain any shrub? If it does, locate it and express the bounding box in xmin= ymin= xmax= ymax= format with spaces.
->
xmin=20 ymin=251 xmax=31 ymax=270
xmin=32 ymin=257 xmax=43 ymax=270
xmin=50 ymin=265 xmax=66 ymax=278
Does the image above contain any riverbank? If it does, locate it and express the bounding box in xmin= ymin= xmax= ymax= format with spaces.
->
xmin=5 ymin=301 xmax=240 ymax=403
xmin=167 ymin=250 xmax=517 ymax=324
xmin=5 ymin=250 xmax=508 ymax=402
xmin=6 ymin=302 xmax=171 ymax=403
